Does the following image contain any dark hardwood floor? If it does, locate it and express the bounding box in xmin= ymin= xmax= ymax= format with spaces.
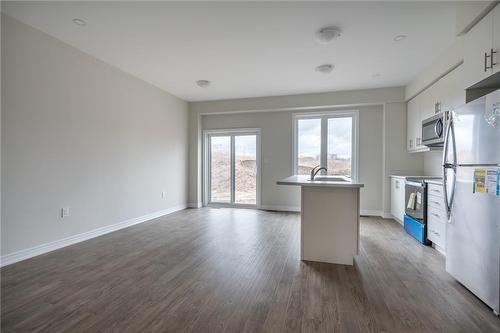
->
xmin=2 ymin=208 xmax=499 ymax=332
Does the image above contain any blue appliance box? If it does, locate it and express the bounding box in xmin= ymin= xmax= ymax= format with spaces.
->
xmin=404 ymin=214 xmax=430 ymax=245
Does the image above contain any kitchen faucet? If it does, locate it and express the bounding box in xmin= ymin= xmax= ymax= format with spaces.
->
xmin=310 ymin=165 xmax=327 ymax=181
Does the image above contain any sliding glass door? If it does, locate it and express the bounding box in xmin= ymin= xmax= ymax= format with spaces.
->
xmin=205 ymin=129 xmax=260 ymax=207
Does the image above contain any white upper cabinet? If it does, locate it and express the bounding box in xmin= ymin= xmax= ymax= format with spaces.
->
xmin=442 ymin=65 xmax=465 ymax=111
xmin=493 ymin=4 xmax=500 ymax=74
xmin=436 ymin=65 xmax=466 ymax=114
xmin=419 ymin=83 xmax=435 ymax=122
xmin=407 ymin=97 xmax=419 ymax=152
xmin=463 ymin=7 xmax=498 ymax=88
xmin=406 ymin=65 xmax=465 ymax=153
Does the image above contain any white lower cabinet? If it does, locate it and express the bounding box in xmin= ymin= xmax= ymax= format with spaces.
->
xmin=426 ymin=183 xmax=447 ymax=254
xmin=390 ymin=177 xmax=405 ymax=223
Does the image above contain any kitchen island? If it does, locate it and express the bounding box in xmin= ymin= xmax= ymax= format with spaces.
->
xmin=277 ymin=175 xmax=364 ymax=265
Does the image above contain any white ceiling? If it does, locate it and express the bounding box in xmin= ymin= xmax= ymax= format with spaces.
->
xmin=3 ymin=1 xmax=458 ymax=102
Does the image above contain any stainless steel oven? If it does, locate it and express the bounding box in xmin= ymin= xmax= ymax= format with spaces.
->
xmin=421 ymin=111 xmax=449 ymax=147
xmin=405 ymin=180 xmax=426 ymax=221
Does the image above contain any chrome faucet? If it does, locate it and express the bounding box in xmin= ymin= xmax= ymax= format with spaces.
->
xmin=310 ymin=165 xmax=327 ymax=181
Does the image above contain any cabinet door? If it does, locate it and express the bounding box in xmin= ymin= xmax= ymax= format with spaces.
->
xmin=391 ymin=178 xmax=399 ymax=218
xmin=419 ymin=85 xmax=435 ymax=123
xmin=407 ymin=98 xmax=419 ymax=151
xmin=396 ymin=179 xmax=406 ymax=221
xmin=463 ymin=10 xmax=493 ymax=88
xmin=447 ymin=65 xmax=466 ymax=110
xmin=493 ymin=4 xmax=500 ymax=74
xmin=391 ymin=178 xmax=405 ymax=222
xmin=414 ymin=92 xmax=427 ymax=149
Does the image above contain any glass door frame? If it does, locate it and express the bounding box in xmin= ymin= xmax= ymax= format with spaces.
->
xmin=202 ymin=128 xmax=261 ymax=208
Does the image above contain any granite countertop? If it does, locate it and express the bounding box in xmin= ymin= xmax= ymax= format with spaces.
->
xmin=277 ymin=175 xmax=364 ymax=188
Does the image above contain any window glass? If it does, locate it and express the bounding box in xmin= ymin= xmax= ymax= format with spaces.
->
xmin=297 ymin=118 xmax=321 ymax=175
xmin=327 ymin=117 xmax=352 ymax=177
xmin=210 ymin=136 xmax=231 ymax=202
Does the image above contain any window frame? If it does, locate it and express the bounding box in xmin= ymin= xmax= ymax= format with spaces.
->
xmin=292 ymin=110 xmax=359 ymax=180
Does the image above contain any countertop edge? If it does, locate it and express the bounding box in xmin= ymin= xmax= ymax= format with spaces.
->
xmin=277 ymin=176 xmax=364 ymax=188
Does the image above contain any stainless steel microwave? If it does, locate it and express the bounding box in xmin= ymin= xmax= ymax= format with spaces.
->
xmin=421 ymin=111 xmax=449 ymax=147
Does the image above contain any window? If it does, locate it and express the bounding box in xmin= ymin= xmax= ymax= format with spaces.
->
xmin=294 ymin=111 xmax=358 ymax=179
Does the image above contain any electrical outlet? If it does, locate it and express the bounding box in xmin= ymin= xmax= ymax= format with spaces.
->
xmin=161 ymin=191 xmax=166 ymax=199
xmin=61 ymin=207 xmax=70 ymax=218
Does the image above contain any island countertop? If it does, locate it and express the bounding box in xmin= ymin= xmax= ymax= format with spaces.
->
xmin=277 ymin=175 xmax=364 ymax=188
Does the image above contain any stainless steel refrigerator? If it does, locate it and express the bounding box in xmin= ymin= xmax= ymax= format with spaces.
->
xmin=443 ymin=89 xmax=500 ymax=314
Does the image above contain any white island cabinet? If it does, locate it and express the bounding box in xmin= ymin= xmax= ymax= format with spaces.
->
xmin=277 ymin=175 xmax=364 ymax=265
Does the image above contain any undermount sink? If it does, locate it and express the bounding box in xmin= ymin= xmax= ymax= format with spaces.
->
xmin=309 ymin=176 xmax=349 ymax=182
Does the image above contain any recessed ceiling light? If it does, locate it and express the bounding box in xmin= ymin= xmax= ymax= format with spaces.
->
xmin=393 ymin=34 xmax=407 ymax=42
xmin=315 ymin=64 xmax=334 ymax=74
xmin=72 ymin=18 xmax=86 ymax=26
xmin=196 ymin=80 xmax=211 ymax=88
xmin=315 ymin=26 xmax=342 ymax=44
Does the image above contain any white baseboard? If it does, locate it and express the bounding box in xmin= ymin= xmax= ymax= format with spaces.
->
xmin=188 ymin=202 xmax=203 ymax=208
xmin=260 ymin=205 xmax=301 ymax=212
xmin=432 ymin=243 xmax=446 ymax=256
xmin=360 ymin=209 xmax=383 ymax=217
xmin=0 ymin=204 xmax=188 ymax=267
xmin=260 ymin=207 xmax=388 ymax=217
xmin=381 ymin=212 xmax=393 ymax=219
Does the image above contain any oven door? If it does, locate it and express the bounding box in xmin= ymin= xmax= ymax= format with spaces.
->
xmin=422 ymin=113 xmax=445 ymax=146
xmin=405 ymin=181 xmax=424 ymax=221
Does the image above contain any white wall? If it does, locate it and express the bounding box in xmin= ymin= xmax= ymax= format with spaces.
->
xmin=1 ymin=15 xmax=189 ymax=256
xmin=424 ymin=151 xmax=443 ymax=176
xmin=189 ymin=87 xmax=423 ymax=217
xmin=202 ymin=106 xmax=384 ymax=212
xmin=383 ymin=102 xmax=425 ymax=213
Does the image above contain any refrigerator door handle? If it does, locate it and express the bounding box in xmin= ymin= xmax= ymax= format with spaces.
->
xmin=442 ymin=115 xmax=457 ymax=221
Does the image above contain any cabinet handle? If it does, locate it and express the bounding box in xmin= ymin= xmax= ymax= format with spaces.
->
xmin=416 ymin=137 xmax=421 ymax=146
xmin=491 ymin=48 xmax=498 ymax=68
xmin=435 ymin=102 xmax=441 ymax=114
xmin=431 ymin=213 xmax=441 ymax=219
xmin=431 ymin=201 xmax=441 ymax=206
xmin=486 ymin=49 xmax=497 ymax=71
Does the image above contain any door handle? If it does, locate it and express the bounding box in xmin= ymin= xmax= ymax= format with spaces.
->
xmin=442 ymin=115 xmax=457 ymax=221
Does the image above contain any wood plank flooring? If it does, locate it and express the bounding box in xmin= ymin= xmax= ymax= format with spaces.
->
xmin=2 ymin=208 xmax=499 ymax=332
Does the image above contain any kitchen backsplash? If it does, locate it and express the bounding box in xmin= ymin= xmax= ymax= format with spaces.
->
xmin=424 ymin=151 xmax=443 ymax=176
